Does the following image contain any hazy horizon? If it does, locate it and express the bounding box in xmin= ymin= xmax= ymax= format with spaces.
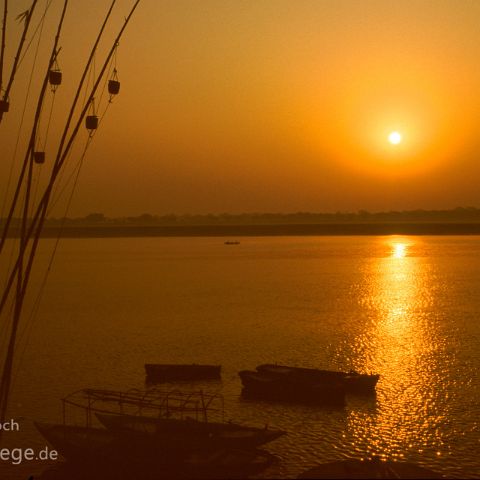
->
xmin=5 ymin=206 xmax=480 ymax=228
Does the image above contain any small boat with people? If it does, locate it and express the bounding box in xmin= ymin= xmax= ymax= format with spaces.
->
xmin=256 ymin=364 xmax=380 ymax=393
xmin=144 ymin=363 xmax=221 ymax=382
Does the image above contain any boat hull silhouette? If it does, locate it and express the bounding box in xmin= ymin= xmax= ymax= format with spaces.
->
xmin=256 ymin=364 xmax=380 ymax=393
xmin=96 ymin=413 xmax=286 ymax=449
xmin=34 ymin=422 xmax=276 ymax=478
xmin=239 ymin=370 xmax=346 ymax=405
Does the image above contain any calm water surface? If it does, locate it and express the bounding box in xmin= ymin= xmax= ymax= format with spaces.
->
xmin=1 ymin=235 xmax=479 ymax=478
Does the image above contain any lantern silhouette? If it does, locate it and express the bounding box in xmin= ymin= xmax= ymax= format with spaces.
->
xmin=86 ymin=115 xmax=98 ymax=131
xmin=33 ymin=152 xmax=45 ymax=164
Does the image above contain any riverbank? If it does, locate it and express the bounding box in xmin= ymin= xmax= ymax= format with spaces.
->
xmin=6 ymin=222 xmax=480 ymax=238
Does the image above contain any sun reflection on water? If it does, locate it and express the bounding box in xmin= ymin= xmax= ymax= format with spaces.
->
xmin=345 ymin=236 xmax=450 ymax=464
xmin=392 ymin=242 xmax=408 ymax=258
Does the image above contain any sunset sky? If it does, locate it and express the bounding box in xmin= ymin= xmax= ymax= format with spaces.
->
xmin=1 ymin=0 xmax=480 ymax=216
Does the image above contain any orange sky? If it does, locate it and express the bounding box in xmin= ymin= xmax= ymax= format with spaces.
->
xmin=1 ymin=0 xmax=480 ymax=216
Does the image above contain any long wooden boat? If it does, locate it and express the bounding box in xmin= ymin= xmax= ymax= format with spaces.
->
xmin=238 ymin=370 xmax=346 ymax=406
xmin=145 ymin=364 xmax=221 ymax=382
xmin=96 ymin=412 xmax=286 ymax=449
xmin=34 ymin=422 xmax=276 ymax=478
xmin=256 ymin=364 xmax=380 ymax=393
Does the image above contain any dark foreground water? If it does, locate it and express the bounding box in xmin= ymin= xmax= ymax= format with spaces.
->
xmin=0 ymin=235 xmax=479 ymax=479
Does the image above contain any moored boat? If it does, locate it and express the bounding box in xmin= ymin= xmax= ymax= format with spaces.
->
xmin=96 ymin=412 xmax=286 ymax=449
xmin=238 ymin=370 xmax=346 ymax=406
xmin=256 ymin=364 xmax=380 ymax=393
xmin=34 ymin=422 xmax=276 ymax=478
xmin=35 ymin=388 xmax=279 ymax=478
xmin=145 ymin=364 xmax=221 ymax=382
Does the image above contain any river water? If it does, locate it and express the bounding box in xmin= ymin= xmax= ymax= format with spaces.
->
xmin=0 ymin=235 xmax=479 ymax=478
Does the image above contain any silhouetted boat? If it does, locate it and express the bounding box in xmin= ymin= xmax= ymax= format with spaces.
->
xmin=224 ymin=241 xmax=240 ymax=245
xmin=238 ymin=370 xmax=346 ymax=406
xmin=34 ymin=422 xmax=276 ymax=479
xmin=96 ymin=412 xmax=286 ymax=449
xmin=297 ymin=458 xmax=445 ymax=479
xmin=256 ymin=364 xmax=380 ymax=393
xmin=35 ymin=388 xmax=281 ymax=477
xmin=144 ymin=363 xmax=221 ymax=382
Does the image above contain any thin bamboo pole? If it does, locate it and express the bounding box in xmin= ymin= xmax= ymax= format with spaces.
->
xmin=0 ymin=0 xmax=38 ymax=122
xmin=0 ymin=0 xmax=116 ymax=256
xmin=0 ymin=0 xmax=141 ymax=432
xmin=0 ymin=0 xmax=68 ymax=434
xmin=0 ymin=0 xmax=140 ymax=319
xmin=20 ymin=0 xmax=141 ymax=302
xmin=0 ymin=0 xmax=8 ymax=93
xmin=0 ymin=0 xmax=41 ymax=255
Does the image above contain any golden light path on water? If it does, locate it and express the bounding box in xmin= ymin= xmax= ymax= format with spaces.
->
xmin=346 ymin=237 xmax=450 ymax=462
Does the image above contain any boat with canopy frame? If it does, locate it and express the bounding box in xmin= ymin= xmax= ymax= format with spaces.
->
xmin=62 ymin=388 xmax=226 ymax=427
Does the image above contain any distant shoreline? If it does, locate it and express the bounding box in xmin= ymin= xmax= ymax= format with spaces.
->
xmin=6 ymin=223 xmax=480 ymax=238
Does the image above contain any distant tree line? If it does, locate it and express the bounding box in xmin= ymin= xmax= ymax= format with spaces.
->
xmin=2 ymin=207 xmax=479 ymax=227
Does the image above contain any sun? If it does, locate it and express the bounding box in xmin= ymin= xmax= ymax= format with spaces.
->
xmin=388 ymin=131 xmax=402 ymax=145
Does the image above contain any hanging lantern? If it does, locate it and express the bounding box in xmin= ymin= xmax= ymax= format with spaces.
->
xmin=49 ymin=58 xmax=62 ymax=92
xmin=108 ymin=79 xmax=120 ymax=95
xmin=33 ymin=152 xmax=45 ymax=164
xmin=49 ymin=70 xmax=62 ymax=87
xmin=0 ymin=99 xmax=9 ymax=113
xmin=86 ymin=96 xmax=98 ymax=131
xmin=108 ymin=68 xmax=120 ymax=101
xmin=86 ymin=115 xmax=98 ymax=130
